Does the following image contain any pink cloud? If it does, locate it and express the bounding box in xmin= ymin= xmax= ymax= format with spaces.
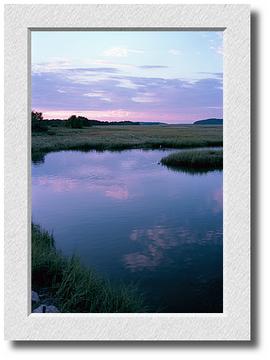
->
xmin=39 ymin=109 xmax=220 ymax=123
xmin=41 ymin=109 xmax=131 ymax=120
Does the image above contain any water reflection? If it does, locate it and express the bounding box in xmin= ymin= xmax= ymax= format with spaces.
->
xmin=32 ymin=149 xmax=223 ymax=312
xmin=124 ymin=224 xmax=222 ymax=272
xmin=125 ymin=226 xmax=178 ymax=271
xmin=161 ymin=165 xmax=223 ymax=175
xmin=212 ymin=188 xmax=223 ymax=213
xmin=33 ymin=175 xmax=131 ymax=200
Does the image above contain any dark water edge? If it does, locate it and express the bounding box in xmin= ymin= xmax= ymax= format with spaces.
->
xmin=32 ymin=149 xmax=223 ymax=313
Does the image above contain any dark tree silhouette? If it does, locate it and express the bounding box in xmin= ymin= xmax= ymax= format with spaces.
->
xmin=32 ymin=111 xmax=48 ymax=132
xmin=66 ymin=115 xmax=84 ymax=129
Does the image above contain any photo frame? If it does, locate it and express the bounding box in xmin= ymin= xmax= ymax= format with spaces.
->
xmin=4 ymin=4 xmax=250 ymax=341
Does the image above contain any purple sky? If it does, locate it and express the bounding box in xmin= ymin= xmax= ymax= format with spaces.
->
xmin=32 ymin=31 xmax=223 ymax=123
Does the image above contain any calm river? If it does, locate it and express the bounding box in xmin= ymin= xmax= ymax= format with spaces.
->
xmin=32 ymin=149 xmax=223 ymax=312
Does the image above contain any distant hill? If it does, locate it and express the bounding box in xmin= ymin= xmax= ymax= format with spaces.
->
xmin=193 ymin=118 xmax=223 ymax=125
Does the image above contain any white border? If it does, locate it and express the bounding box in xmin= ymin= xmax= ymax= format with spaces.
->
xmin=4 ymin=4 xmax=250 ymax=341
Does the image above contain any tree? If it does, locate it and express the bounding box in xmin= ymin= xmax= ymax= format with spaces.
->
xmin=66 ymin=115 xmax=83 ymax=129
xmin=32 ymin=111 xmax=47 ymax=132
xmin=77 ymin=116 xmax=91 ymax=127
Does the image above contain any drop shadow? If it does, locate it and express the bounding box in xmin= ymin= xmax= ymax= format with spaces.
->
xmin=250 ymin=9 xmax=260 ymax=348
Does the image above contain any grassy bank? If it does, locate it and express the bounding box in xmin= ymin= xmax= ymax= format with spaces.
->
xmin=32 ymin=224 xmax=146 ymax=313
xmin=160 ymin=149 xmax=223 ymax=173
xmin=32 ymin=125 xmax=223 ymax=161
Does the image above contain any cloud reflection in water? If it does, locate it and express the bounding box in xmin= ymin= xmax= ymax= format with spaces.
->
xmin=124 ymin=225 xmax=222 ymax=272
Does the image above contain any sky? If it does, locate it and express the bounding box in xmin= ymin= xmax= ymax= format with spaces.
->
xmin=32 ymin=31 xmax=223 ymax=123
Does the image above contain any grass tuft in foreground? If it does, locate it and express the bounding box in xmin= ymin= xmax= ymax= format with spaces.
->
xmin=32 ymin=224 xmax=146 ymax=313
xmin=160 ymin=149 xmax=223 ymax=174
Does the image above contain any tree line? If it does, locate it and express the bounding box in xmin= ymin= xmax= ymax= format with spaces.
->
xmin=32 ymin=111 xmax=140 ymax=132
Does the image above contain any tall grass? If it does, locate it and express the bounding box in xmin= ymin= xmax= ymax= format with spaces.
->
xmin=32 ymin=224 xmax=146 ymax=313
xmin=32 ymin=125 xmax=223 ymax=162
xmin=160 ymin=149 xmax=223 ymax=174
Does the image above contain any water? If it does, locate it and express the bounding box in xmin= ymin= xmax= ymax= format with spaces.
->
xmin=32 ymin=149 xmax=223 ymax=313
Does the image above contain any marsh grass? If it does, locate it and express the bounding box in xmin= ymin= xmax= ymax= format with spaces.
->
xmin=32 ymin=125 xmax=223 ymax=161
xmin=32 ymin=224 xmax=146 ymax=313
xmin=160 ymin=149 xmax=223 ymax=174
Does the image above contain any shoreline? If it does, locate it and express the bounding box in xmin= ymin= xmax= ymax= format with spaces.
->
xmin=32 ymin=124 xmax=223 ymax=163
xmin=160 ymin=149 xmax=223 ymax=173
xmin=32 ymin=223 xmax=147 ymax=313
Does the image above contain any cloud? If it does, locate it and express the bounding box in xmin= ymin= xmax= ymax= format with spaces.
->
xmin=41 ymin=110 xmax=132 ymax=120
xmin=131 ymin=97 xmax=155 ymax=103
xmin=67 ymin=67 xmax=120 ymax=73
xmin=32 ymin=60 xmax=73 ymax=73
xmin=103 ymin=47 xmax=144 ymax=57
xmin=168 ymin=49 xmax=181 ymax=56
xmin=138 ymin=65 xmax=168 ymax=69
xmin=32 ymin=66 xmax=223 ymax=122
xmin=210 ymin=44 xmax=223 ymax=56
xmin=93 ymin=59 xmax=135 ymax=70
xmin=216 ymin=45 xmax=223 ymax=55
xmin=197 ymin=72 xmax=223 ymax=79
xmin=32 ymin=61 xmax=120 ymax=75
xmin=83 ymin=91 xmax=112 ymax=102
xmin=132 ymin=92 xmax=158 ymax=103
xmin=94 ymin=60 xmax=168 ymax=71
xmin=116 ymin=78 xmax=144 ymax=90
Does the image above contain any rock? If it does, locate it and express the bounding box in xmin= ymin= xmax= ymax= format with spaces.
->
xmin=33 ymin=304 xmax=60 ymax=313
xmin=31 ymin=291 xmax=40 ymax=303
xmin=45 ymin=305 xmax=60 ymax=313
